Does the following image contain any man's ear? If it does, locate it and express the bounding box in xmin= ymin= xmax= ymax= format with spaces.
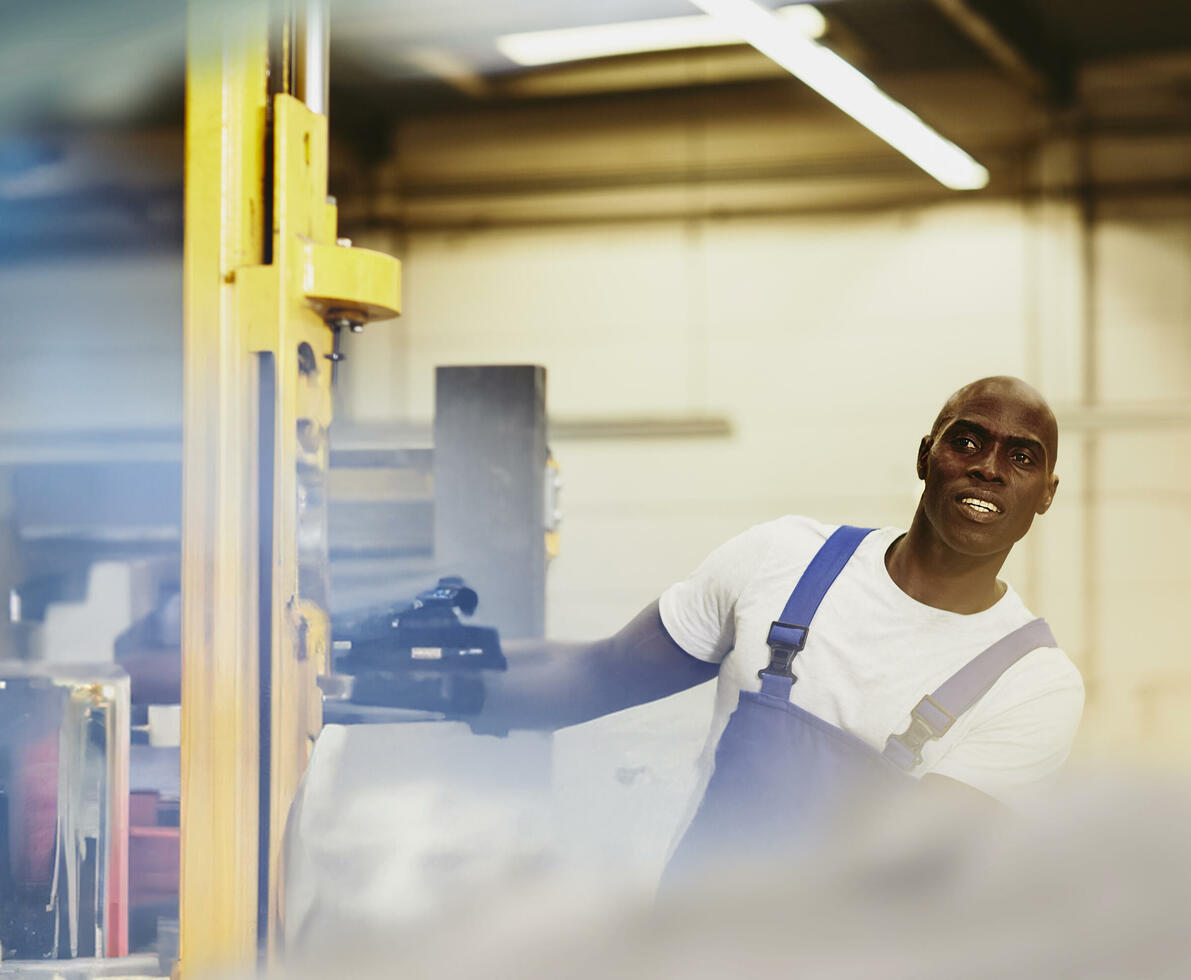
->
xmin=916 ymin=436 xmax=931 ymax=481
xmin=1037 ymin=473 xmax=1059 ymax=515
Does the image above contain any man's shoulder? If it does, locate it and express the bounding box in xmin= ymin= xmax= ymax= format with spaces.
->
xmin=668 ymin=515 xmax=840 ymax=598
xmin=747 ymin=513 xmax=838 ymax=547
xmin=976 ymin=599 xmax=1085 ymax=714
xmin=1004 ymin=639 xmax=1084 ymax=695
xmin=994 ymin=587 xmax=1079 ymax=670
xmin=753 ymin=515 xmax=901 ymax=568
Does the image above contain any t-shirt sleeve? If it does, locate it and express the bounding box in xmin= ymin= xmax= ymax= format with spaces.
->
xmin=924 ymin=648 xmax=1085 ymax=801
xmin=658 ymin=522 xmax=776 ymax=664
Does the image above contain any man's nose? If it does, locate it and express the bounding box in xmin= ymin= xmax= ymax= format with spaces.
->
xmin=968 ymin=447 xmax=1005 ymax=482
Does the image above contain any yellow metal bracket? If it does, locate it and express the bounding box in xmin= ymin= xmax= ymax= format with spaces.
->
xmin=302 ymin=240 xmax=402 ymax=324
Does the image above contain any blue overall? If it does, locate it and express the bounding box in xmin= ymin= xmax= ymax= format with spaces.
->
xmin=664 ymin=525 xmax=1056 ymax=880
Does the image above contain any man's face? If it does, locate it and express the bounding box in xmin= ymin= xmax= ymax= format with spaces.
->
xmin=917 ymin=386 xmax=1059 ymax=558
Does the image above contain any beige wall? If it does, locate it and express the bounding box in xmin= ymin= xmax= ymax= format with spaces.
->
xmin=343 ymin=203 xmax=1041 ymax=621
xmin=331 ymin=177 xmax=1191 ymax=879
xmin=3 ymin=68 xmax=1188 ymax=878
xmin=0 ymin=81 xmax=1183 ymax=895
xmin=1080 ymin=195 xmax=1191 ymax=761
xmin=337 ymin=179 xmax=1191 ymax=773
xmin=0 ymin=111 xmax=1183 ymax=773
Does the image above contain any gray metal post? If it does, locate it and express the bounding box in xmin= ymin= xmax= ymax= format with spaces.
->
xmin=295 ymin=0 xmax=329 ymax=115
xmin=433 ymin=366 xmax=548 ymax=640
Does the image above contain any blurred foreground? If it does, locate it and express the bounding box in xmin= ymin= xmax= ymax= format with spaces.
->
xmin=261 ymin=737 xmax=1191 ymax=980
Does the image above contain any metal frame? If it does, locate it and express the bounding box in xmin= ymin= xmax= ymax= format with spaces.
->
xmin=180 ymin=1 xmax=400 ymax=972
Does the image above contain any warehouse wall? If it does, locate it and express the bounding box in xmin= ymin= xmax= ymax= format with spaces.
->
xmin=1079 ymin=193 xmax=1191 ymax=761
xmin=331 ymin=66 xmax=1191 ymax=772
xmin=335 ymin=165 xmax=1191 ymax=880
xmin=343 ymin=202 xmax=1049 ymax=629
xmin=1 ymin=64 xmax=1187 ymax=883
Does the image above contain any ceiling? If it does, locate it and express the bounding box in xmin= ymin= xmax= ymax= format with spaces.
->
xmin=2 ymin=0 xmax=1190 ymax=254
xmin=4 ymin=0 xmax=1191 ymax=128
xmin=345 ymin=0 xmax=1191 ymax=94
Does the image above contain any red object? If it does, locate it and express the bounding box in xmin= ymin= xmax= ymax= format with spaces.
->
xmin=127 ymin=792 xmax=180 ymax=912
xmin=128 ymin=827 xmax=180 ymax=908
xmin=107 ymin=795 xmax=130 ymax=957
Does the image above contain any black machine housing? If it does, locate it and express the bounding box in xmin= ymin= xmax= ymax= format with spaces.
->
xmin=332 ymin=577 xmax=504 ymax=716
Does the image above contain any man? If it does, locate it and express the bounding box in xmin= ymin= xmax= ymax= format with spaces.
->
xmin=482 ymin=376 xmax=1084 ymax=831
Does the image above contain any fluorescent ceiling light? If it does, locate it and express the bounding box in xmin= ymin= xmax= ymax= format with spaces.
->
xmin=687 ymin=0 xmax=988 ymax=190
xmin=496 ymin=4 xmax=826 ymax=67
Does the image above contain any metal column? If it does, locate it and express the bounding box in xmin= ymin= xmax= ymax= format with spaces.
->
xmin=180 ymin=1 xmax=400 ymax=972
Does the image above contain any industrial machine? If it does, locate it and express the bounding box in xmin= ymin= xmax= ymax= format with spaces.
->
xmin=0 ymin=0 xmax=555 ymax=974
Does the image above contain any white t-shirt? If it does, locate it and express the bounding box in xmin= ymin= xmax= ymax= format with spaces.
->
xmin=658 ymin=516 xmax=1085 ymax=803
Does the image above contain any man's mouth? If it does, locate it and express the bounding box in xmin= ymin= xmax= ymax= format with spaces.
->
xmin=956 ymin=495 xmax=1004 ymax=521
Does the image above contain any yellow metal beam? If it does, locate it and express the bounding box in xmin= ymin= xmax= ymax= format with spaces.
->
xmin=181 ymin=2 xmax=401 ymax=972
xmin=180 ymin=0 xmax=268 ymax=973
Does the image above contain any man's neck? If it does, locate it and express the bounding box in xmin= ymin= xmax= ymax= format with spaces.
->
xmin=885 ymin=511 xmax=1009 ymax=615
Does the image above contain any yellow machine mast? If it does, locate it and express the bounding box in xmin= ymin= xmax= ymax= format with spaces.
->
xmin=180 ymin=0 xmax=401 ymax=972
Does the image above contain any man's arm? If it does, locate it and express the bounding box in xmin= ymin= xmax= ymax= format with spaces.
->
xmin=476 ymin=599 xmax=719 ymax=732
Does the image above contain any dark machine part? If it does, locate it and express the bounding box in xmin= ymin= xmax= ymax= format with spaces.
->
xmin=0 ymin=679 xmax=64 ymax=960
xmin=332 ymin=577 xmax=504 ymax=715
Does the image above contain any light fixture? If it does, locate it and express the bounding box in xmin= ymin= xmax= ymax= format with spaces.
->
xmin=688 ymin=0 xmax=988 ymax=190
xmin=496 ymin=4 xmax=827 ymax=68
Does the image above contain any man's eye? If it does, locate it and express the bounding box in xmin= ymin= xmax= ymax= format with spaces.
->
xmin=952 ymin=436 xmax=977 ymax=450
xmin=1012 ymin=451 xmax=1034 ymax=465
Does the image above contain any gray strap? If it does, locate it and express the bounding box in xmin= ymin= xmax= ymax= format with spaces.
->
xmin=883 ymin=618 xmax=1057 ymax=771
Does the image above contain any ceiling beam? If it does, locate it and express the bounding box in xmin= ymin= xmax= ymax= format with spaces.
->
xmin=402 ymin=47 xmax=492 ymax=99
xmin=927 ymin=0 xmax=1071 ymax=104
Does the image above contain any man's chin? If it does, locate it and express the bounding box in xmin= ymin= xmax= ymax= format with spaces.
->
xmin=937 ymin=523 xmax=1020 ymax=560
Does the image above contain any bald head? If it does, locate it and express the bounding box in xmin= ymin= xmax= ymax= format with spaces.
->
xmin=930 ymin=376 xmax=1058 ymax=473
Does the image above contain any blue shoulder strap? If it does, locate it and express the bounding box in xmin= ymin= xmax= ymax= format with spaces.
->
xmin=882 ymin=617 xmax=1057 ymax=771
xmin=760 ymin=525 xmax=874 ymax=696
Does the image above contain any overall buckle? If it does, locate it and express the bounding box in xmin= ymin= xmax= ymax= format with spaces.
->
xmin=758 ymin=620 xmax=809 ymax=680
xmin=883 ymin=695 xmax=956 ymax=770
